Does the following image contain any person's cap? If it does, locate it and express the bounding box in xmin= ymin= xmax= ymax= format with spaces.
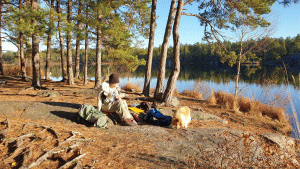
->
xmin=109 ymin=74 xmax=119 ymax=84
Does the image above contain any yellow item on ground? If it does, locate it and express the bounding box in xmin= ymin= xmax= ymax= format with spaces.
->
xmin=128 ymin=107 xmax=144 ymax=114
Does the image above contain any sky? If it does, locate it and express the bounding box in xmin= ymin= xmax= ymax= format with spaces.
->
xmin=2 ymin=1 xmax=300 ymax=52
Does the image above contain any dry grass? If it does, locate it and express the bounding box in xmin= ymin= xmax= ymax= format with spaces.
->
xmin=207 ymin=89 xmax=217 ymax=105
xmin=193 ymin=79 xmax=211 ymax=98
xmin=4 ymin=66 xmax=32 ymax=76
xmin=122 ymin=82 xmax=142 ymax=92
xmin=212 ymin=90 xmax=289 ymax=123
xmin=181 ymin=90 xmax=203 ymax=99
xmin=3 ymin=66 xmax=45 ymax=78
xmin=172 ymin=88 xmax=180 ymax=97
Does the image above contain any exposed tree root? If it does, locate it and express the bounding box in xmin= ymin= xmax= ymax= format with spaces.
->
xmin=0 ymin=119 xmax=10 ymax=139
xmin=58 ymin=152 xmax=87 ymax=169
xmin=0 ymin=120 xmax=91 ymax=169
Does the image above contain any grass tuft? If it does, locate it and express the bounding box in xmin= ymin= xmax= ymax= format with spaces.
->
xmin=4 ymin=66 xmax=36 ymax=77
xmin=207 ymin=89 xmax=217 ymax=105
xmin=122 ymin=82 xmax=142 ymax=92
xmin=181 ymin=90 xmax=203 ymax=99
xmin=212 ymin=90 xmax=289 ymax=123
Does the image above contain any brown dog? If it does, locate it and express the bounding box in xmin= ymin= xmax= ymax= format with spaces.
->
xmin=171 ymin=106 xmax=191 ymax=129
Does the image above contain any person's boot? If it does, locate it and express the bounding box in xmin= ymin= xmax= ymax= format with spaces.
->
xmin=123 ymin=118 xmax=137 ymax=126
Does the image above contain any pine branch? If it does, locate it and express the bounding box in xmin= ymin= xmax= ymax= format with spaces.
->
xmin=182 ymin=12 xmax=228 ymax=53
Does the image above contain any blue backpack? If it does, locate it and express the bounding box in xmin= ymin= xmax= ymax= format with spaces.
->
xmin=145 ymin=109 xmax=172 ymax=126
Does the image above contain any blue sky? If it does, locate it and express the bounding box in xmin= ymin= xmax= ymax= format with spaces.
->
xmin=150 ymin=1 xmax=300 ymax=48
xmin=2 ymin=1 xmax=300 ymax=52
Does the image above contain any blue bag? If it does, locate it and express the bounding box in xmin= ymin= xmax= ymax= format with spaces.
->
xmin=145 ymin=109 xmax=172 ymax=126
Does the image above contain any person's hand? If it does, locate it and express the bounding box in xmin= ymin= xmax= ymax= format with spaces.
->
xmin=116 ymin=95 xmax=122 ymax=100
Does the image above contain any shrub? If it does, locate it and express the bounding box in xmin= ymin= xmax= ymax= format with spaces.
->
xmin=122 ymin=82 xmax=142 ymax=92
xmin=207 ymin=89 xmax=217 ymax=105
xmin=181 ymin=90 xmax=203 ymax=99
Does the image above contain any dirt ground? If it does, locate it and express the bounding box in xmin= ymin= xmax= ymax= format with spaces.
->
xmin=0 ymin=75 xmax=298 ymax=168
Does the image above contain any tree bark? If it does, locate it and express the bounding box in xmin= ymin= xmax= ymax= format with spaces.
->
xmin=235 ymin=43 xmax=243 ymax=98
xmin=94 ymin=2 xmax=102 ymax=89
xmin=154 ymin=0 xmax=176 ymax=100
xmin=45 ymin=0 xmax=55 ymax=80
xmin=94 ymin=27 xmax=102 ymax=89
xmin=57 ymin=0 xmax=67 ymax=81
xmin=20 ymin=32 xmax=26 ymax=79
xmin=163 ymin=0 xmax=184 ymax=104
xmin=31 ymin=0 xmax=41 ymax=87
xmin=67 ymin=0 xmax=74 ymax=85
xmin=0 ymin=1 xmax=3 ymax=75
xmin=142 ymin=0 xmax=157 ymax=96
xmin=84 ymin=4 xmax=88 ymax=86
xmin=74 ymin=0 xmax=83 ymax=79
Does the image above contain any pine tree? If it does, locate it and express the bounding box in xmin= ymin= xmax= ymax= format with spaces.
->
xmin=74 ymin=0 xmax=83 ymax=79
xmin=45 ymin=0 xmax=55 ymax=80
xmin=142 ymin=0 xmax=157 ymax=96
xmin=87 ymin=0 xmax=151 ymax=88
xmin=162 ymin=0 xmax=184 ymax=104
xmin=0 ymin=0 xmax=4 ymax=75
xmin=31 ymin=0 xmax=41 ymax=87
xmin=56 ymin=0 xmax=67 ymax=82
xmin=83 ymin=2 xmax=88 ymax=86
xmin=66 ymin=0 xmax=74 ymax=85
xmin=154 ymin=0 xmax=176 ymax=100
xmin=19 ymin=0 xmax=26 ymax=80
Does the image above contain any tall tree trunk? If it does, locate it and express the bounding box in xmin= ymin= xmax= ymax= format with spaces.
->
xmin=235 ymin=55 xmax=242 ymax=98
xmin=233 ymin=38 xmax=244 ymax=111
xmin=57 ymin=0 xmax=67 ymax=81
xmin=163 ymin=0 xmax=184 ymax=104
xmin=0 ymin=1 xmax=3 ymax=75
xmin=142 ymin=0 xmax=157 ymax=96
xmin=84 ymin=5 xmax=88 ymax=86
xmin=31 ymin=0 xmax=41 ymax=87
xmin=45 ymin=0 xmax=55 ymax=80
xmin=67 ymin=0 xmax=74 ymax=85
xmin=20 ymin=32 xmax=26 ymax=79
xmin=94 ymin=27 xmax=101 ymax=89
xmin=74 ymin=0 xmax=83 ymax=79
xmin=154 ymin=0 xmax=176 ymax=100
xmin=19 ymin=0 xmax=26 ymax=79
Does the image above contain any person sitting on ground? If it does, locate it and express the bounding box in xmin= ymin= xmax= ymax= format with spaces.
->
xmin=97 ymin=74 xmax=137 ymax=126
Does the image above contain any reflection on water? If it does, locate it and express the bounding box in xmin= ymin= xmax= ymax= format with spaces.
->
xmin=46 ymin=64 xmax=300 ymax=138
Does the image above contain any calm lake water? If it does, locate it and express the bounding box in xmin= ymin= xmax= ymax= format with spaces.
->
xmin=48 ymin=64 xmax=300 ymax=138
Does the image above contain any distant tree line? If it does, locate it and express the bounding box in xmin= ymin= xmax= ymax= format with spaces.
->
xmin=3 ymin=34 xmax=300 ymax=69
xmin=134 ymin=34 xmax=300 ymax=67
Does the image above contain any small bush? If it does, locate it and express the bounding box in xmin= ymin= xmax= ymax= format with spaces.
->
xmin=207 ymin=89 xmax=216 ymax=105
xmin=4 ymin=66 xmax=33 ymax=76
xmin=181 ymin=90 xmax=203 ymax=99
xmin=122 ymin=82 xmax=142 ymax=92
xmin=172 ymin=88 xmax=180 ymax=97
xmin=214 ymin=91 xmax=234 ymax=107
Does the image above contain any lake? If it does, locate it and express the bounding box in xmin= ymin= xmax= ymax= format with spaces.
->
xmin=48 ymin=63 xmax=300 ymax=138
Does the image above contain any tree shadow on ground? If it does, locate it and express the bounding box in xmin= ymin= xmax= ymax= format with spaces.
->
xmin=42 ymin=102 xmax=81 ymax=109
xmin=50 ymin=111 xmax=79 ymax=123
xmin=50 ymin=110 xmax=94 ymax=127
xmin=131 ymin=153 xmax=187 ymax=168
